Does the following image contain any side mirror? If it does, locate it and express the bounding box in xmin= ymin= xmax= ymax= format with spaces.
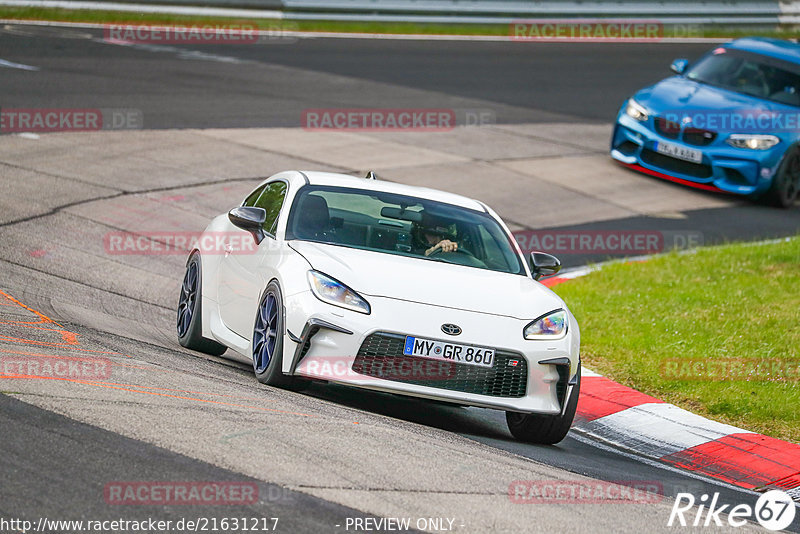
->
xmin=529 ymin=251 xmax=561 ymax=281
xmin=670 ymin=58 xmax=689 ymax=75
xmin=228 ymin=206 xmax=267 ymax=245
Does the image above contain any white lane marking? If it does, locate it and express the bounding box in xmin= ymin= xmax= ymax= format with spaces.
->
xmin=17 ymin=132 xmax=40 ymax=139
xmin=99 ymin=39 xmax=245 ymax=64
xmin=558 ymin=265 xmax=599 ymax=279
xmin=0 ymin=57 xmax=39 ymax=70
xmin=2 ymin=22 xmax=93 ymax=38
xmin=0 ymin=17 xmax=725 ymax=43
xmin=581 ymin=367 xmax=602 ymax=378
xmin=575 ymin=402 xmax=752 ymax=458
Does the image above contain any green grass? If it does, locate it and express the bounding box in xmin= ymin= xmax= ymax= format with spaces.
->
xmin=553 ymin=237 xmax=800 ymax=443
xmin=2 ymin=6 xmax=800 ymax=39
xmin=0 ymin=7 xmax=510 ymax=35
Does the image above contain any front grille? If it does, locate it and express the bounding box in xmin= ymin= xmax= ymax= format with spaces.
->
xmin=683 ymin=128 xmax=717 ymax=146
xmin=654 ymin=117 xmax=680 ymax=139
xmin=641 ymin=148 xmax=712 ymax=179
xmin=353 ymin=332 xmax=528 ymax=398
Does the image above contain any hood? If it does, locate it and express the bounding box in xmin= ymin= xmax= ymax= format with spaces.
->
xmin=634 ymin=76 xmax=796 ymax=116
xmin=289 ymin=241 xmax=563 ymax=320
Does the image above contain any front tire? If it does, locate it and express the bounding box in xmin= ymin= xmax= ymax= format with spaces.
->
xmin=176 ymin=252 xmax=227 ymax=356
xmin=252 ymin=281 xmax=308 ymax=390
xmin=763 ymin=146 xmax=800 ymax=208
xmin=506 ymin=365 xmax=580 ymax=444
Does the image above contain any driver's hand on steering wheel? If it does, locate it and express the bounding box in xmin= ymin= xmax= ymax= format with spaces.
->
xmin=425 ymin=239 xmax=458 ymax=256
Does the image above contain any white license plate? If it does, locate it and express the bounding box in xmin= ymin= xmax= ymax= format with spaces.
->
xmin=655 ymin=141 xmax=703 ymax=163
xmin=403 ymin=336 xmax=495 ymax=368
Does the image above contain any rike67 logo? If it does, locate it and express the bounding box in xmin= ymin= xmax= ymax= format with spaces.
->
xmin=668 ymin=490 xmax=796 ymax=530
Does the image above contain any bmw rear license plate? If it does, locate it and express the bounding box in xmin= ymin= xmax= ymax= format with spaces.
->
xmin=403 ymin=336 xmax=494 ymax=368
xmin=655 ymin=141 xmax=702 ymax=163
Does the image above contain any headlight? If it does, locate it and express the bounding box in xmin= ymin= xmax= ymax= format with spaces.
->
xmin=307 ymin=270 xmax=371 ymax=314
xmin=726 ymin=134 xmax=780 ymax=150
xmin=624 ymin=98 xmax=649 ymax=122
xmin=524 ymin=309 xmax=567 ymax=340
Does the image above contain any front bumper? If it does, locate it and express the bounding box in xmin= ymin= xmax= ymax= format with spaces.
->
xmin=281 ymin=290 xmax=580 ymax=415
xmin=611 ymin=113 xmax=784 ymax=197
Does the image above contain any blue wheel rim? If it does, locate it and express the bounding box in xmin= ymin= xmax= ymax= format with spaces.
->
xmin=177 ymin=262 xmax=198 ymax=337
xmin=253 ymin=292 xmax=278 ymax=374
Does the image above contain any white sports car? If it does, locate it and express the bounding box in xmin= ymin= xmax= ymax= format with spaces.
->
xmin=177 ymin=171 xmax=581 ymax=443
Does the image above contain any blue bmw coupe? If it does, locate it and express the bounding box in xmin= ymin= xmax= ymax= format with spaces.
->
xmin=611 ymin=37 xmax=800 ymax=207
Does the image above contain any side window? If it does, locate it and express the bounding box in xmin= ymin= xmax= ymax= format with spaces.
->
xmin=243 ymin=185 xmax=266 ymax=207
xmin=253 ymin=181 xmax=287 ymax=234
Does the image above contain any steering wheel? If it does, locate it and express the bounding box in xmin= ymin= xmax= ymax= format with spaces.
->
xmin=427 ymin=244 xmax=475 ymax=258
xmin=427 ymin=245 xmax=488 ymax=268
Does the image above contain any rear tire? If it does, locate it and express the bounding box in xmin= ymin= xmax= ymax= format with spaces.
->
xmin=506 ymin=364 xmax=580 ymax=444
xmin=176 ymin=252 xmax=228 ymax=356
xmin=252 ymin=281 xmax=309 ymax=391
xmin=762 ymin=146 xmax=800 ymax=208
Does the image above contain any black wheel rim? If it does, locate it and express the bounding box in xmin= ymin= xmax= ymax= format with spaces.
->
xmin=253 ymin=292 xmax=279 ymax=374
xmin=783 ymin=153 xmax=800 ymax=203
xmin=176 ymin=261 xmax=198 ymax=337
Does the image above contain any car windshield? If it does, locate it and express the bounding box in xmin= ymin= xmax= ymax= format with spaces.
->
xmin=286 ymin=185 xmax=525 ymax=275
xmin=684 ymin=47 xmax=800 ymax=107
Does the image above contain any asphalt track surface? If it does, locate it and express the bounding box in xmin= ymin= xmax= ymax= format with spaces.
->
xmin=0 ymin=25 xmax=711 ymax=127
xmin=0 ymin=23 xmax=798 ymax=533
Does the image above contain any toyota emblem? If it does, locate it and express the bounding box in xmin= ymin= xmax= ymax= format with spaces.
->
xmin=441 ymin=323 xmax=462 ymax=336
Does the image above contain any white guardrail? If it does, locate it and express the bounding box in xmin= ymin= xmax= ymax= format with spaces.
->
xmin=6 ymin=0 xmax=800 ymax=25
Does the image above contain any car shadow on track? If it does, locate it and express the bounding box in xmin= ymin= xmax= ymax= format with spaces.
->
xmin=299 ymin=381 xmax=534 ymax=444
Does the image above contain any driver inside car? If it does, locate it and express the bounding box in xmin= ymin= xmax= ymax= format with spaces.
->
xmin=411 ymin=213 xmax=459 ymax=257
